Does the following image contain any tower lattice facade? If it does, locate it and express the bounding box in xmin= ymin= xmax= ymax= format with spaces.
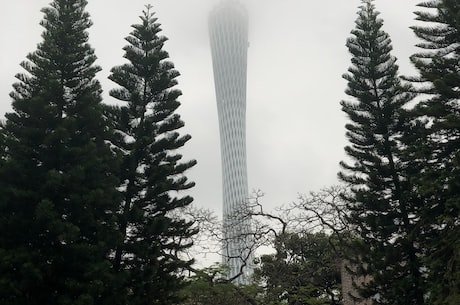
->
xmin=209 ymin=1 xmax=253 ymax=284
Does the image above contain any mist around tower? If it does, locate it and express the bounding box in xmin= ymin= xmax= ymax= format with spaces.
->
xmin=0 ymin=0 xmax=458 ymax=305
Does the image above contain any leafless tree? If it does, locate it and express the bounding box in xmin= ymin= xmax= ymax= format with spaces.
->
xmin=178 ymin=185 xmax=352 ymax=281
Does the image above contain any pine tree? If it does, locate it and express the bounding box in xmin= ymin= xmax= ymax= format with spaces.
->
xmin=405 ymin=0 xmax=460 ymax=303
xmin=0 ymin=1 xmax=120 ymax=304
xmin=339 ymin=1 xmax=425 ymax=304
xmin=107 ymin=5 xmax=197 ymax=305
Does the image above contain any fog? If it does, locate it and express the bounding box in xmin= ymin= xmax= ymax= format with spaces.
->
xmin=0 ymin=0 xmax=419 ymax=224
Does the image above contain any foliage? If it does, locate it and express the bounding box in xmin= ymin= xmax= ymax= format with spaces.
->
xmin=404 ymin=0 xmax=460 ymax=303
xmin=106 ymin=5 xmax=197 ymax=305
xmin=180 ymin=265 xmax=260 ymax=305
xmin=0 ymin=0 xmax=120 ymax=304
xmin=255 ymin=232 xmax=342 ymax=305
xmin=2 ymin=0 xmax=459 ymax=304
xmin=184 ymin=187 xmax=350 ymax=305
xmin=339 ymin=1 xmax=426 ymax=304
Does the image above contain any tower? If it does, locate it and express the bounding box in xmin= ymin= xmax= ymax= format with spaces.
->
xmin=209 ymin=1 xmax=253 ymax=284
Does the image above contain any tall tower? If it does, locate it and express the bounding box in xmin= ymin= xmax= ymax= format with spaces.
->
xmin=209 ymin=1 xmax=253 ymax=284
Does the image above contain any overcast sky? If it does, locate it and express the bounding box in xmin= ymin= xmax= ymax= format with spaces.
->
xmin=1 ymin=0 xmax=420 ymax=222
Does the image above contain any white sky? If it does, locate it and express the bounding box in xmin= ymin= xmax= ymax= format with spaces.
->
xmin=0 ymin=0 xmax=420 ymax=236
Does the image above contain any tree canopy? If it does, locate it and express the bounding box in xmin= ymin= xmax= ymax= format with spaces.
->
xmin=340 ymin=1 xmax=425 ymax=304
xmin=0 ymin=0 xmax=459 ymax=304
xmin=106 ymin=5 xmax=197 ymax=305
xmin=405 ymin=0 xmax=460 ymax=303
xmin=0 ymin=0 xmax=120 ymax=304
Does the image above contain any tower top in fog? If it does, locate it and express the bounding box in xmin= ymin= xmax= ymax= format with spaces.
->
xmin=209 ymin=0 xmax=248 ymax=30
xmin=210 ymin=0 xmax=247 ymax=14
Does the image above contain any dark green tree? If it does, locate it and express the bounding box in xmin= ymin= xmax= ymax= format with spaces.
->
xmin=404 ymin=1 xmax=460 ymax=303
xmin=339 ymin=1 xmax=425 ymax=304
xmin=179 ymin=265 xmax=260 ymax=305
xmin=0 ymin=0 xmax=120 ymax=304
xmin=106 ymin=5 xmax=197 ymax=305
xmin=255 ymin=232 xmax=342 ymax=305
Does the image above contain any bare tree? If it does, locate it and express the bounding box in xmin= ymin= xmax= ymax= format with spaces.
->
xmin=177 ymin=185 xmax=359 ymax=305
xmin=181 ymin=185 xmax=352 ymax=278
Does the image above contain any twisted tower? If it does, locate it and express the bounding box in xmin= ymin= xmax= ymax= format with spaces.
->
xmin=209 ymin=1 xmax=253 ymax=284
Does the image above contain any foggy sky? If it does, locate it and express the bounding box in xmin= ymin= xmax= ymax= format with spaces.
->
xmin=1 ymin=0 xmax=420 ymax=228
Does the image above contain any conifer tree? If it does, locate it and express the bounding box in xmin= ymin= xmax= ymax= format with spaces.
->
xmin=107 ymin=5 xmax=197 ymax=305
xmin=405 ymin=1 xmax=460 ymax=303
xmin=339 ymin=1 xmax=425 ymax=304
xmin=0 ymin=1 xmax=120 ymax=304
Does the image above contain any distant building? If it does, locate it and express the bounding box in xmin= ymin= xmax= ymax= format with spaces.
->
xmin=341 ymin=260 xmax=372 ymax=305
xmin=209 ymin=0 xmax=254 ymax=284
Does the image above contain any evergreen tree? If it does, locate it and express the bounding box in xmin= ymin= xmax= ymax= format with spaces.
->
xmin=0 ymin=1 xmax=120 ymax=304
xmin=339 ymin=1 xmax=425 ymax=304
xmin=405 ymin=1 xmax=460 ymax=303
xmin=107 ymin=5 xmax=197 ymax=305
